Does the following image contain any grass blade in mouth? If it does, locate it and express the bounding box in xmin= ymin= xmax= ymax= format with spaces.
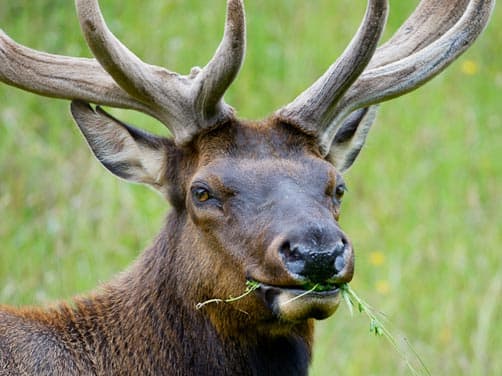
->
xmin=195 ymin=280 xmax=261 ymax=309
xmin=280 ymin=284 xmax=320 ymax=306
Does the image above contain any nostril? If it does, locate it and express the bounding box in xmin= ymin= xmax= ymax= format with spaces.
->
xmin=333 ymin=236 xmax=354 ymax=283
xmin=333 ymin=239 xmax=345 ymax=255
xmin=280 ymin=241 xmax=302 ymax=262
xmin=279 ymin=240 xmax=307 ymax=277
xmin=334 ymin=255 xmax=345 ymax=274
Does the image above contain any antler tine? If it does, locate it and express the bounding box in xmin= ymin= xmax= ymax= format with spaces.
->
xmin=0 ymin=30 xmax=146 ymax=111
xmin=194 ymin=0 xmax=246 ymax=121
xmin=368 ymin=0 xmax=471 ymax=69
xmin=75 ymin=0 xmax=159 ymax=103
xmin=276 ymin=0 xmax=389 ymax=137
xmin=320 ymin=0 xmax=495 ymax=154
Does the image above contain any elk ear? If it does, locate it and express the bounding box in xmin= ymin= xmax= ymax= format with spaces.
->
xmin=328 ymin=105 xmax=379 ymax=173
xmin=70 ymin=100 xmax=169 ymax=190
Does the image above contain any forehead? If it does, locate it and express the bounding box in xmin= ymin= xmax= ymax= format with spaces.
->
xmin=197 ymin=119 xmax=320 ymax=159
xmin=192 ymin=119 xmax=337 ymax=186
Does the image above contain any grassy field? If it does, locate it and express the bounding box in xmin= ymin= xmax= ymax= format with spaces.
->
xmin=0 ymin=1 xmax=500 ymax=375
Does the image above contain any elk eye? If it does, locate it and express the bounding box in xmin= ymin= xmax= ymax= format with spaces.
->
xmin=192 ymin=187 xmax=212 ymax=203
xmin=334 ymin=184 xmax=347 ymax=202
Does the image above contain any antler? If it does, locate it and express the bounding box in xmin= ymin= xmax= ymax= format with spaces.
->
xmin=277 ymin=0 xmax=495 ymax=155
xmin=0 ymin=0 xmax=246 ymax=145
xmin=276 ymin=0 xmax=388 ymax=136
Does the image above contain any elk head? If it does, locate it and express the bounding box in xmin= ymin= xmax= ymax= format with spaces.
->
xmin=0 ymin=0 xmax=494 ymax=327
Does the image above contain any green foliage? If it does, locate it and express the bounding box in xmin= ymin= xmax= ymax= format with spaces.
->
xmin=0 ymin=1 xmax=501 ymax=375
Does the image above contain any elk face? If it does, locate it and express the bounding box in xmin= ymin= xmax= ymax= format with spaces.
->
xmin=69 ymin=101 xmax=361 ymax=323
xmin=184 ymin=120 xmax=354 ymax=322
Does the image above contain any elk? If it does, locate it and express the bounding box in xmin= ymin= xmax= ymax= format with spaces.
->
xmin=0 ymin=0 xmax=494 ymax=374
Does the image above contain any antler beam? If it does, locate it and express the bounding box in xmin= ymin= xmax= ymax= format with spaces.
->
xmin=0 ymin=0 xmax=246 ymax=145
xmin=323 ymin=0 xmax=495 ymax=146
xmin=0 ymin=31 xmax=144 ymax=111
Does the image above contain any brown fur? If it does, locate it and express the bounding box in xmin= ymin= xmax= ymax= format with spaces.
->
xmin=0 ymin=118 xmax=349 ymax=375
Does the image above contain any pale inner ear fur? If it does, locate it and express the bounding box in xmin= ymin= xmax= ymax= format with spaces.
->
xmin=70 ymin=100 xmax=168 ymax=190
xmin=329 ymin=105 xmax=379 ymax=173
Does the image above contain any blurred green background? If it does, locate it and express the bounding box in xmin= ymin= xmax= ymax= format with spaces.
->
xmin=0 ymin=1 xmax=500 ymax=375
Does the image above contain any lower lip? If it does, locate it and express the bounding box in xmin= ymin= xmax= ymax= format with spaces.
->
xmin=256 ymin=283 xmax=340 ymax=307
xmin=256 ymin=282 xmax=340 ymax=297
xmin=255 ymin=283 xmax=341 ymax=321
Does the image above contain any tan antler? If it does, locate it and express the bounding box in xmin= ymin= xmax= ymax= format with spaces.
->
xmin=277 ymin=0 xmax=495 ymax=155
xmin=0 ymin=0 xmax=246 ymax=145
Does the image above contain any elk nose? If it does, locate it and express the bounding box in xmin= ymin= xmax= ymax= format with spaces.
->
xmin=279 ymin=236 xmax=353 ymax=284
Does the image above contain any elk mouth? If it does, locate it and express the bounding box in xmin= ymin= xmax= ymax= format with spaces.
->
xmin=255 ymin=282 xmax=341 ymax=322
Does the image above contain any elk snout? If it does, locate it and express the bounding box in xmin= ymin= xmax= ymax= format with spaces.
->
xmin=278 ymin=227 xmax=353 ymax=285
